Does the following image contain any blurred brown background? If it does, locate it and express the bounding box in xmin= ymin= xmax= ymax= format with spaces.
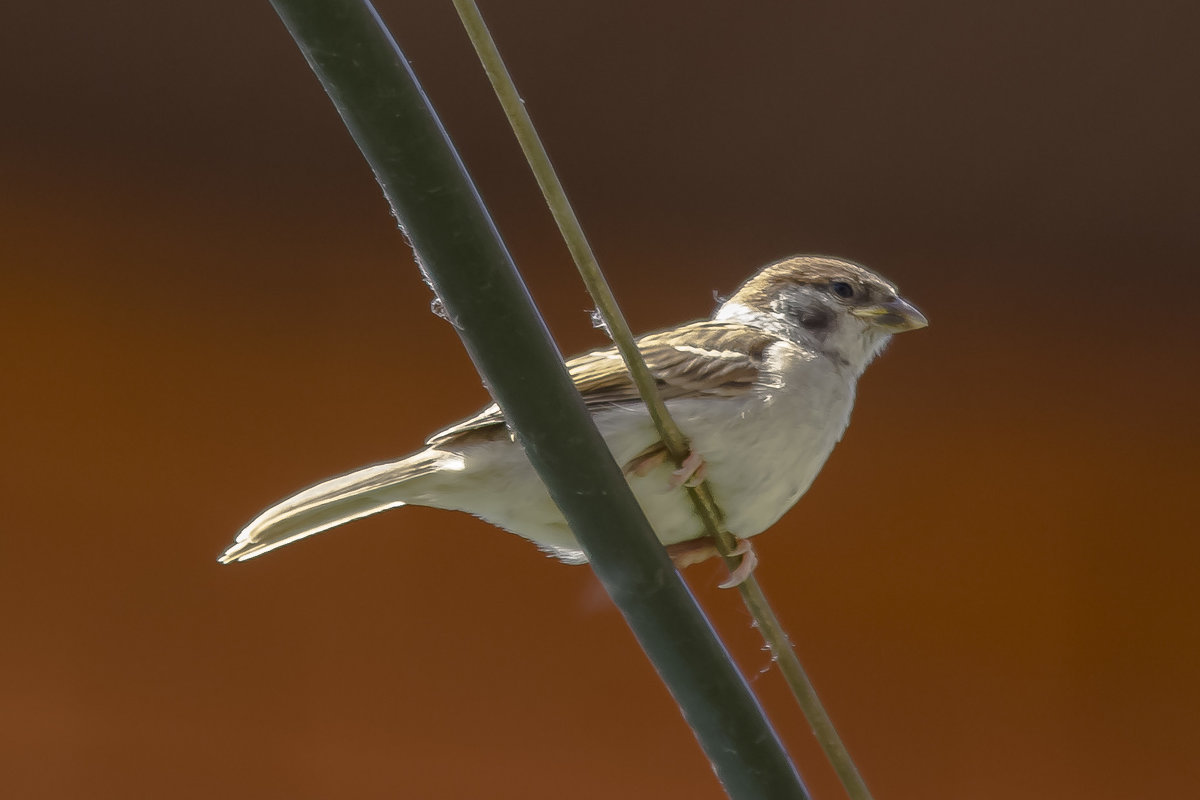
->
xmin=3 ymin=1 xmax=1197 ymax=798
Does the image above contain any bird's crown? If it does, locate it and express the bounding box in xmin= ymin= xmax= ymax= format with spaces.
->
xmin=725 ymin=255 xmax=900 ymax=310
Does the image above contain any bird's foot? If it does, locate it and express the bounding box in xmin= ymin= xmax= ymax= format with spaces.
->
xmin=623 ymin=444 xmax=668 ymax=478
xmin=668 ymin=449 xmax=708 ymax=489
xmin=666 ymin=536 xmax=758 ymax=589
xmin=622 ymin=443 xmax=707 ymax=489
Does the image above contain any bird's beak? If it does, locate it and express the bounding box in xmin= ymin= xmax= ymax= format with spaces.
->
xmin=851 ymin=297 xmax=928 ymax=333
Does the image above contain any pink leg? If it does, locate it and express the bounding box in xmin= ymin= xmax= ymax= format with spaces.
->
xmin=717 ymin=539 xmax=758 ymax=589
xmin=668 ymin=449 xmax=708 ymax=489
xmin=623 ymin=446 xmax=668 ymax=478
xmin=624 ymin=444 xmax=708 ymax=490
xmin=665 ymin=537 xmax=758 ymax=589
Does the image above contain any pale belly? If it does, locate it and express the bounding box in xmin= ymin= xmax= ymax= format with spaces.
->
xmin=413 ymin=356 xmax=858 ymax=562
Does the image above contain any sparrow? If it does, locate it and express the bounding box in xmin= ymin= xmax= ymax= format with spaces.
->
xmin=219 ymin=255 xmax=926 ymax=586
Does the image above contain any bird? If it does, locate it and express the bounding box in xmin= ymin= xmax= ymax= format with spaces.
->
xmin=219 ymin=255 xmax=927 ymax=586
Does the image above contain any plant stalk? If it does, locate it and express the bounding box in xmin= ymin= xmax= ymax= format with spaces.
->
xmin=451 ymin=2 xmax=874 ymax=799
xmin=265 ymin=0 xmax=809 ymax=796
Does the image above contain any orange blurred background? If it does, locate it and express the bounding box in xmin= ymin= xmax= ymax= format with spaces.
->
xmin=3 ymin=2 xmax=1197 ymax=798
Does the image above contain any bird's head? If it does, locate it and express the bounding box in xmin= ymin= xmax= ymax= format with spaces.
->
xmin=714 ymin=255 xmax=928 ymax=373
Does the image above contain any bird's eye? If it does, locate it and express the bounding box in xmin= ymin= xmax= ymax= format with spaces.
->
xmin=830 ymin=281 xmax=855 ymax=299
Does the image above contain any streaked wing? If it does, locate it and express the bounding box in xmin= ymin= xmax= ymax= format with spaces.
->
xmin=426 ymin=321 xmax=773 ymax=448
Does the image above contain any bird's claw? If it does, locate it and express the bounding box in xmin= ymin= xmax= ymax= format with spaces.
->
xmin=669 ymin=450 xmax=708 ymax=489
xmin=624 ymin=445 xmax=708 ymax=491
xmin=717 ymin=539 xmax=757 ymax=589
xmin=623 ymin=445 xmax=667 ymax=478
xmin=666 ymin=536 xmax=758 ymax=589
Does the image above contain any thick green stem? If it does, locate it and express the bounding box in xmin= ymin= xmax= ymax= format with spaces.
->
xmin=264 ymin=0 xmax=807 ymax=797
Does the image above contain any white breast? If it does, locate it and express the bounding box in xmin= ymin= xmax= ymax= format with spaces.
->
xmin=417 ymin=340 xmax=859 ymax=561
xmin=662 ymin=341 xmax=856 ymax=539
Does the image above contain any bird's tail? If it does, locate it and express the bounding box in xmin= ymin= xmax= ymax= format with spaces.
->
xmin=218 ymin=450 xmax=461 ymax=564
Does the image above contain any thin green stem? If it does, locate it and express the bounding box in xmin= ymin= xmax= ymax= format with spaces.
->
xmin=451 ymin=3 xmax=874 ymax=800
xmin=449 ymin=2 xmax=690 ymax=458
